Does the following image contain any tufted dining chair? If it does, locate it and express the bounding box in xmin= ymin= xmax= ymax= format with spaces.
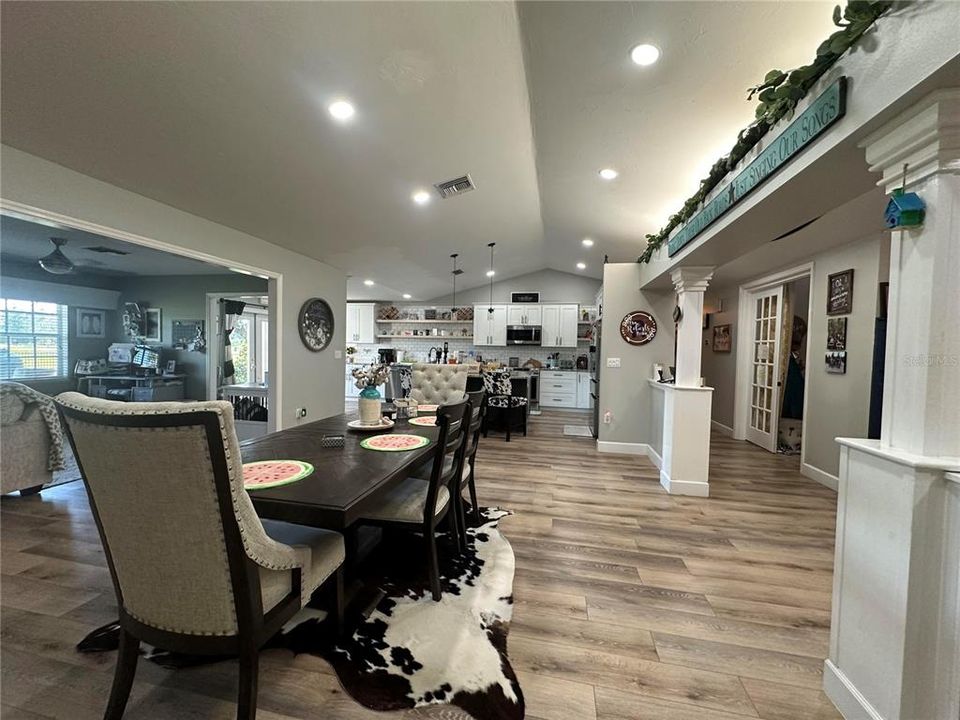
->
xmin=55 ymin=393 xmax=345 ymax=720
xmin=409 ymin=363 xmax=479 ymax=405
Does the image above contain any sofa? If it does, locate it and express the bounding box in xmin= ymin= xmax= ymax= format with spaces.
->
xmin=409 ymin=363 xmax=480 ymax=405
xmin=1 ymin=383 xmax=54 ymax=496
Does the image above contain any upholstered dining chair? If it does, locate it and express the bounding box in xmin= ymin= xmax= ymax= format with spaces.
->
xmin=409 ymin=363 xmax=479 ymax=405
xmin=482 ymin=369 xmax=527 ymax=441
xmin=357 ymin=396 xmax=472 ymax=600
xmin=455 ymin=389 xmax=487 ymax=546
xmin=55 ymin=393 xmax=345 ymax=720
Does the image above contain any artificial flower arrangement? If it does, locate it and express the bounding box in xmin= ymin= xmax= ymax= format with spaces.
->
xmin=352 ymin=363 xmax=390 ymax=390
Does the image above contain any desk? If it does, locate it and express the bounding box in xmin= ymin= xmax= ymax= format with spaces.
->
xmin=79 ymin=374 xmax=187 ymax=401
xmin=242 ymin=412 xmax=437 ymax=530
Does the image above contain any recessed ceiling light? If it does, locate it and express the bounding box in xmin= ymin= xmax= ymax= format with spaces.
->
xmin=598 ymin=168 xmax=619 ymax=180
xmin=486 ymin=270 xmax=496 ymax=278
xmin=576 ymin=262 xmax=587 ymax=270
xmin=412 ymin=190 xmax=431 ymax=205
xmin=582 ymin=238 xmax=594 ymax=247
xmin=328 ymin=100 xmax=355 ymax=121
xmin=363 ymin=279 xmax=375 ymax=286
xmin=402 ymin=293 xmax=412 ymax=300
xmin=630 ymin=44 xmax=660 ymax=67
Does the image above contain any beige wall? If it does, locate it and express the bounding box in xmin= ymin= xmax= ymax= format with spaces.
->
xmin=1 ymin=145 xmax=347 ymax=429
xmin=598 ymin=263 xmax=675 ymax=447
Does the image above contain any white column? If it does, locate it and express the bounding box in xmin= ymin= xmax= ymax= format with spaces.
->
xmin=657 ymin=267 xmax=715 ymax=496
xmin=824 ymin=90 xmax=960 ymax=720
xmin=671 ymin=267 xmax=714 ymax=387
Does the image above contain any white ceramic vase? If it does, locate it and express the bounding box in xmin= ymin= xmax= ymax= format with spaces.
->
xmin=358 ymin=386 xmax=382 ymax=425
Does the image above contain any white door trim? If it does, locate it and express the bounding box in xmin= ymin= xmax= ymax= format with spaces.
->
xmin=734 ymin=263 xmax=814 ymax=463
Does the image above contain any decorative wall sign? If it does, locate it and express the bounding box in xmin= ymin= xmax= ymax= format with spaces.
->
xmin=827 ymin=269 xmax=854 ymax=315
xmin=826 ymin=351 xmax=847 ymax=374
xmin=713 ymin=324 xmax=732 ymax=352
xmin=668 ymin=77 xmax=847 ymax=257
xmin=298 ymin=298 xmax=334 ymax=352
xmin=619 ymin=311 xmax=657 ymax=346
xmin=76 ymin=308 xmax=106 ymax=338
xmin=827 ymin=317 xmax=847 ymax=351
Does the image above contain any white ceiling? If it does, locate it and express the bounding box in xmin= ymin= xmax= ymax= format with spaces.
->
xmin=1 ymin=1 xmax=838 ymax=299
xmin=0 ymin=214 xmax=236 ymax=276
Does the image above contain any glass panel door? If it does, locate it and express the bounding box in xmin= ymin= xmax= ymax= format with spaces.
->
xmin=745 ymin=285 xmax=783 ymax=452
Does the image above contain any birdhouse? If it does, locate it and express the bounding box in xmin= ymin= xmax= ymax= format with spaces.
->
xmin=884 ymin=188 xmax=925 ymax=228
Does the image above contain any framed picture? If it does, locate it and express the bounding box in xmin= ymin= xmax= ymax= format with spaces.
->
xmin=143 ymin=308 xmax=162 ymax=342
xmin=826 ymin=351 xmax=847 ymax=374
xmin=76 ymin=309 xmax=106 ymax=338
xmin=713 ymin=324 xmax=732 ymax=352
xmin=164 ymin=360 xmax=177 ymax=375
xmin=703 ymin=313 xmax=710 ymax=330
xmin=827 ymin=269 xmax=854 ymax=315
xmin=827 ymin=317 xmax=847 ymax=350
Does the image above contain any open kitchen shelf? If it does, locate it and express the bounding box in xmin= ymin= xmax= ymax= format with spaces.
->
xmin=377 ymin=334 xmax=473 ymax=339
xmin=376 ymin=319 xmax=470 ymax=324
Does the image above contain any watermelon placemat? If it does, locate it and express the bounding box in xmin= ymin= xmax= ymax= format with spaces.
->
xmin=416 ymin=404 xmax=439 ymax=414
xmin=360 ymin=434 xmax=431 ymax=452
xmin=243 ymin=460 xmax=314 ymax=490
xmin=408 ymin=416 xmax=437 ymax=426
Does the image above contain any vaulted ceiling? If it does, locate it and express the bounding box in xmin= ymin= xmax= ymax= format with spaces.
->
xmin=1 ymin=1 xmax=836 ymax=299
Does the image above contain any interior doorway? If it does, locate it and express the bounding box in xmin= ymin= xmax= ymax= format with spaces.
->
xmin=734 ymin=264 xmax=812 ymax=458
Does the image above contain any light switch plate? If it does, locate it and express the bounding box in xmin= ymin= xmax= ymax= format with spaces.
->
xmin=606 ymin=357 xmax=621 ymax=368
xmin=335 ymin=350 xmax=342 ymax=359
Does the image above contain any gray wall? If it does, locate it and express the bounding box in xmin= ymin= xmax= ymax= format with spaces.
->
xmin=701 ymin=233 xmax=884 ymax=478
xmin=425 ymin=268 xmax=601 ymax=306
xmin=597 ymin=263 xmax=675 ymax=446
xmin=114 ymin=274 xmax=268 ymax=400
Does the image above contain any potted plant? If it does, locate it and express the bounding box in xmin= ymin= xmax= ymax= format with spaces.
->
xmin=352 ymin=363 xmax=390 ymax=425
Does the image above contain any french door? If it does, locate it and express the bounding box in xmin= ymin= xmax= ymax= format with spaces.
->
xmin=744 ymin=286 xmax=783 ymax=452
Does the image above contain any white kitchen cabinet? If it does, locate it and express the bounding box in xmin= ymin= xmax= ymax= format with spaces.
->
xmin=473 ymin=304 xmax=507 ymax=346
xmin=577 ymin=371 xmax=593 ymax=409
xmin=541 ymin=304 xmax=579 ymax=347
xmin=540 ymin=370 xmax=577 ymax=408
xmin=345 ymin=303 xmax=376 ymax=344
xmin=507 ymin=304 xmax=541 ymax=326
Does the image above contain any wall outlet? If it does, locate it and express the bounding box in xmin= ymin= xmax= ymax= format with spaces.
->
xmin=606 ymin=357 xmax=621 ymax=368
xmin=334 ymin=350 xmax=342 ymax=359
xmin=295 ymin=407 xmax=308 ymax=419
xmin=603 ymin=410 xmax=612 ymax=424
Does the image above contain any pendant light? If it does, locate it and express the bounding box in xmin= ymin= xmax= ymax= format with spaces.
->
xmin=450 ymin=253 xmax=463 ymax=313
xmin=487 ymin=242 xmax=496 ymax=314
xmin=38 ymin=238 xmax=75 ymax=275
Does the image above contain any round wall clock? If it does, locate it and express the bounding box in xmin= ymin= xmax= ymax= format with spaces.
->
xmin=620 ymin=310 xmax=657 ymax=346
xmin=297 ymin=298 xmax=334 ymax=352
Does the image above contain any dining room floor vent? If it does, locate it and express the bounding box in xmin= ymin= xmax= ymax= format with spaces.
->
xmin=434 ymin=174 xmax=475 ymax=199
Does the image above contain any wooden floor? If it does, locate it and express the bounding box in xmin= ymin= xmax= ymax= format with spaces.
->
xmin=1 ymin=410 xmax=841 ymax=720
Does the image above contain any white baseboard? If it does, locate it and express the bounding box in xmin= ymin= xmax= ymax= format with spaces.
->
xmin=596 ymin=440 xmax=651 ymax=456
xmin=823 ymin=660 xmax=883 ymax=720
xmin=711 ymin=420 xmax=734 ymax=437
xmin=801 ymin=462 xmax=839 ymax=491
xmin=646 ymin=444 xmax=663 ymax=470
xmin=659 ymin=470 xmax=710 ymax=497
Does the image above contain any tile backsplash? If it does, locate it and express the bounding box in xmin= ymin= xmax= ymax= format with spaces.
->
xmin=352 ymin=337 xmax=591 ymax=367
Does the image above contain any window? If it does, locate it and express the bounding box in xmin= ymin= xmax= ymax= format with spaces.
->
xmin=229 ymin=309 xmax=268 ymax=386
xmin=0 ymin=299 xmax=69 ymax=380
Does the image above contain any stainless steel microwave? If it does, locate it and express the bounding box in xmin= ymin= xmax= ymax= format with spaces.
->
xmin=506 ymin=325 xmax=542 ymax=345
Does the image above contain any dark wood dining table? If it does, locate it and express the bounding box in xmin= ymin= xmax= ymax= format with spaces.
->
xmin=241 ymin=412 xmax=438 ymax=531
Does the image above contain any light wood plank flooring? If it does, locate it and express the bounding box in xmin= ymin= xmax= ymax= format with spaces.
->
xmin=1 ymin=410 xmax=841 ymax=719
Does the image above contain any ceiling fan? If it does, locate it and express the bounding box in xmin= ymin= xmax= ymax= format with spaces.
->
xmin=38 ymin=237 xmax=75 ymax=274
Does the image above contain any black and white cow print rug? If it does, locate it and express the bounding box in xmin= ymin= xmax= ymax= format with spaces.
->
xmin=78 ymin=508 xmax=524 ymax=720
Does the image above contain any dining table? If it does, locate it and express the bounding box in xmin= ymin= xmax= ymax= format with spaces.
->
xmin=241 ymin=411 xmax=438 ymax=531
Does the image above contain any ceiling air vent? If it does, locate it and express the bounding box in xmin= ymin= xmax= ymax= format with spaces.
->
xmin=84 ymin=246 xmax=130 ymax=255
xmin=434 ymin=174 xmax=476 ymax=199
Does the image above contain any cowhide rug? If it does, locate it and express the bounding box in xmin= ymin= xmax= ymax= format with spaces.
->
xmin=78 ymin=508 xmax=524 ymax=720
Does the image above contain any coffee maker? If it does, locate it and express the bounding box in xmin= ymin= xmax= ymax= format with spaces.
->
xmin=378 ymin=348 xmax=397 ymax=364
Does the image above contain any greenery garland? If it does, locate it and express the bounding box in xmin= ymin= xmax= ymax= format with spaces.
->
xmin=638 ymin=0 xmax=893 ymax=264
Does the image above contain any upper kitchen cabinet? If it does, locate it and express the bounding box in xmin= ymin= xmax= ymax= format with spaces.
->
xmin=474 ymin=304 xmax=508 ymax=346
xmin=345 ymin=302 xmax=376 ymax=344
xmin=507 ymin=304 xmax=542 ymax=326
xmin=541 ymin=304 xmax=579 ymax=347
